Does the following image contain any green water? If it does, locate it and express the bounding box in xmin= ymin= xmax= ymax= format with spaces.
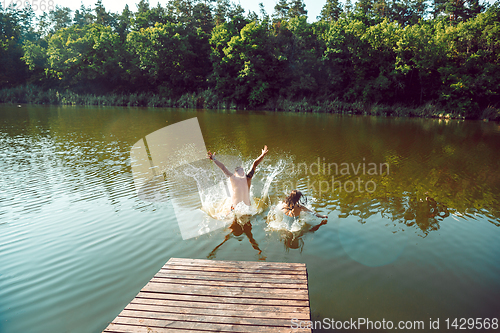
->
xmin=1 ymin=104 xmax=499 ymax=332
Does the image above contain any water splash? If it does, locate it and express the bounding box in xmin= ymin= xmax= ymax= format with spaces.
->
xmin=266 ymin=200 xmax=319 ymax=233
xmin=177 ymin=155 xmax=288 ymax=229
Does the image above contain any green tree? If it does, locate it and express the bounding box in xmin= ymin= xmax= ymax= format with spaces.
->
xmin=273 ymin=0 xmax=290 ymax=20
xmin=414 ymin=0 xmax=429 ymax=19
xmin=22 ymin=39 xmax=49 ymax=85
xmin=259 ymin=2 xmax=270 ymax=22
xmin=192 ymin=1 xmax=214 ymax=33
xmin=271 ymin=16 xmax=322 ymax=99
xmin=0 ymin=7 xmax=29 ymax=87
xmin=318 ymin=0 xmax=343 ymax=21
xmin=73 ymin=4 xmax=94 ymax=27
xmin=446 ymin=0 xmax=467 ymax=20
xmin=389 ymin=0 xmax=414 ymax=25
xmin=345 ymin=0 xmax=354 ymax=14
xmin=432 ymin=0 xmax=448 ymax=18
xmin=116 ymin=4 xmax=132 ymax=41
xmin=356 ymin=0 xmax=375 ymax=19
xmin=166 ymin=0 xmax=193 ymax=25
xmin=149 ymin=3 xmax=169 ymax=25
xmin=227 ymin=2 xmax=247 ymax=31
xmin=322 ymin=17 xmax=367 ymax=100
xmin=393 ymin=21 xmax=445 ymax=104
xmin=214 ymin=0 xmax=230 ymax=25
xmin=94 ymin=0 xmax=114 ymax=26
xmin=133 ymin=0 xmax=151 ymax=30
xmin=210 ymin=21 xmax=273 ymax=106
xmin=127 ymin=22 xmax=209 ymax=95
xmin=289 ymin=0 xmax=308 ymax=18
xmin=373 ymin=0 xmax=389 ymax=17
xmin=445 ymin=0 xmax=484 ymax=21
xmin=435 ymin=5 xmax=500 ymax=114
xmin=42 ymin=24 xmax=125 ymax=93
xmin=49 ymin=6 xmax=73 ymax=32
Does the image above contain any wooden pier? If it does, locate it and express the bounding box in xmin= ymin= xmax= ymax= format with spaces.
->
xmin=103 ymin=257 xmax=311 ymax=332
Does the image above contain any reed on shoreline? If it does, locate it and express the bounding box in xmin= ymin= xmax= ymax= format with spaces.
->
xmin=1 ymin=85 xmax=498 ymax=121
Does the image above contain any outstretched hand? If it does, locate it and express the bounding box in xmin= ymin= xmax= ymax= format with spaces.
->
xmin=207 ymin=151 xmax=215 ymax=160
xmin=261 ymin=145 xmax=268 ymax=156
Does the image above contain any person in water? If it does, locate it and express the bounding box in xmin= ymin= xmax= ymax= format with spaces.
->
xmin=279 ymin=190 xmax=328 ymax=252
xmin=282 ymin=190 xmax=328 ymax=219
xmin=207 ymin=145 xmax=268 ymax=208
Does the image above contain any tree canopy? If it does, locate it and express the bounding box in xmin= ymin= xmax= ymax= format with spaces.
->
xmin=1 ymin=0 xmax=499 ymax=117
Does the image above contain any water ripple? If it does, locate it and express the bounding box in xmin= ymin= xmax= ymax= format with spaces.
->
xmin=1 ymin=107 xmax=499 ymax=333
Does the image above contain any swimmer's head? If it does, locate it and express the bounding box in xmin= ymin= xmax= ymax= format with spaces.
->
xmin=285 ymin=190 xmax=303 ymax=208
xmin=234 ymin=166 xmax=245 ymax=176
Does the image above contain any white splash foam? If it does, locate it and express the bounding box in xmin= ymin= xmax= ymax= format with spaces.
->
xmin=265 ymin=202 xmax=317 ymax=233
xmin=179 ymin=156 xmax=288 ymax=227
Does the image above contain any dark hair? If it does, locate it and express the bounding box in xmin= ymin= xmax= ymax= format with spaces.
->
xmin=284 ymin=190 xmax=304 ymax=211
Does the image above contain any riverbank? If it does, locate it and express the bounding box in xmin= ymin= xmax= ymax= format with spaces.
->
xmin=1 ymin=85 xmax=499 ymax=121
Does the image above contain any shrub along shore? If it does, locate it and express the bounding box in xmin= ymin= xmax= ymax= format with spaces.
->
xmin=1 ymin=85 xmax=499 ymax=120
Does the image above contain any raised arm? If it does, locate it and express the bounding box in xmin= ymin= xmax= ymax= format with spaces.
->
xmin=207 ymin=151 xmax=232 ymax=177
xmin=248 ymin=145 xmax=268 ymax=178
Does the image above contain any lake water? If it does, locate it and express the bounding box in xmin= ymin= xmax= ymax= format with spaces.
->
xmin=1 ymin=104 xmax=499 ymax=332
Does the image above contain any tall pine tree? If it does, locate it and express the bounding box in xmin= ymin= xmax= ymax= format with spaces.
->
xmin=318 ymin=0 xmax=343 ymax=21
xmin=289 ymin=0 xmax=307 ymax=17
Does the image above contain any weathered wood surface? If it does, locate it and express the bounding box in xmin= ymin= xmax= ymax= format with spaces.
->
xmin=103 ymin=257 xmax=311 ymax=332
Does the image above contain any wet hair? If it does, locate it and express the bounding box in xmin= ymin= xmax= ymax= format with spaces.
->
xmin=284 ymin=190 xmax=305 ymax=211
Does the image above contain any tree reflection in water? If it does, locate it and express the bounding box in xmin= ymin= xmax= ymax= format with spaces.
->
xmin=403 ymin=195 xmax=450 ymax=234
xmin=337 ymin=194 xmax=452 ymax=237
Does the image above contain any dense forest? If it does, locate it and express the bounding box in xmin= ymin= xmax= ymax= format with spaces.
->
xmin=1 ymin=0 xmax=499 ymax=119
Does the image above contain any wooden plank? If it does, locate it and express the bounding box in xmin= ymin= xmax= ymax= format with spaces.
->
xmin=141 ymin=282 xmax=309 ymax=299
xmin=157 ymin=270 xmax=307 ymax=281
xmin=124 ymin=303 xmax=310 ymax=320
xmin=154 ymin=271 xmax=308 ymax=284
xmin=117 ymin=309 xmax=298 ymax=327
xmin=135 ymin=292 xmax=309 ymax=307
xmin=162 ymin=264 xmax=305 ymax=275
xmin=130 ymin=298 xmax=310 ymax=315
xmin=107 ymin=316 xmax=310 ymax=332
xmin=150 ymin=277 xmax=307 ymax=289
xmin=168 ymin=258 xmax=306 ymax=269
xmin=164 ymin=262 xmax=306 ymax=272
xmin=104 ymin=322 xmax=311 ymax=333
xmin=103 ymin=258 xmax=311 ymax=333
xmin=148 ymin=279 xmax=308 ymax=292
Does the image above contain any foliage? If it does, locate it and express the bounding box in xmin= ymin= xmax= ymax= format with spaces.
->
xmin=0 ymin=0 xmax=498 ymax=118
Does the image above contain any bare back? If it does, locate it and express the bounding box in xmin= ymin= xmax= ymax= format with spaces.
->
xmin=281 ymin=203 xmax=305 ymax=218
xmin=208 ymin=145 xmax=267 ymax=208
xmin=230 ymin=174 xmax=251 ymax=206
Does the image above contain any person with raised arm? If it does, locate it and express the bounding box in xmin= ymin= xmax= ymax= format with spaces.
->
xmin=282 ymin=190 xmax=328 ymax=219
xmin=207 ymin=145 xmax=268 ymax=208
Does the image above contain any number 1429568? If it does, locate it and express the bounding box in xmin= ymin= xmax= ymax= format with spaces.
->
xmin=445 ymin=318 xmax=498 ymax=330
xmin=2 ymin=0 xmax=55 ymax=12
